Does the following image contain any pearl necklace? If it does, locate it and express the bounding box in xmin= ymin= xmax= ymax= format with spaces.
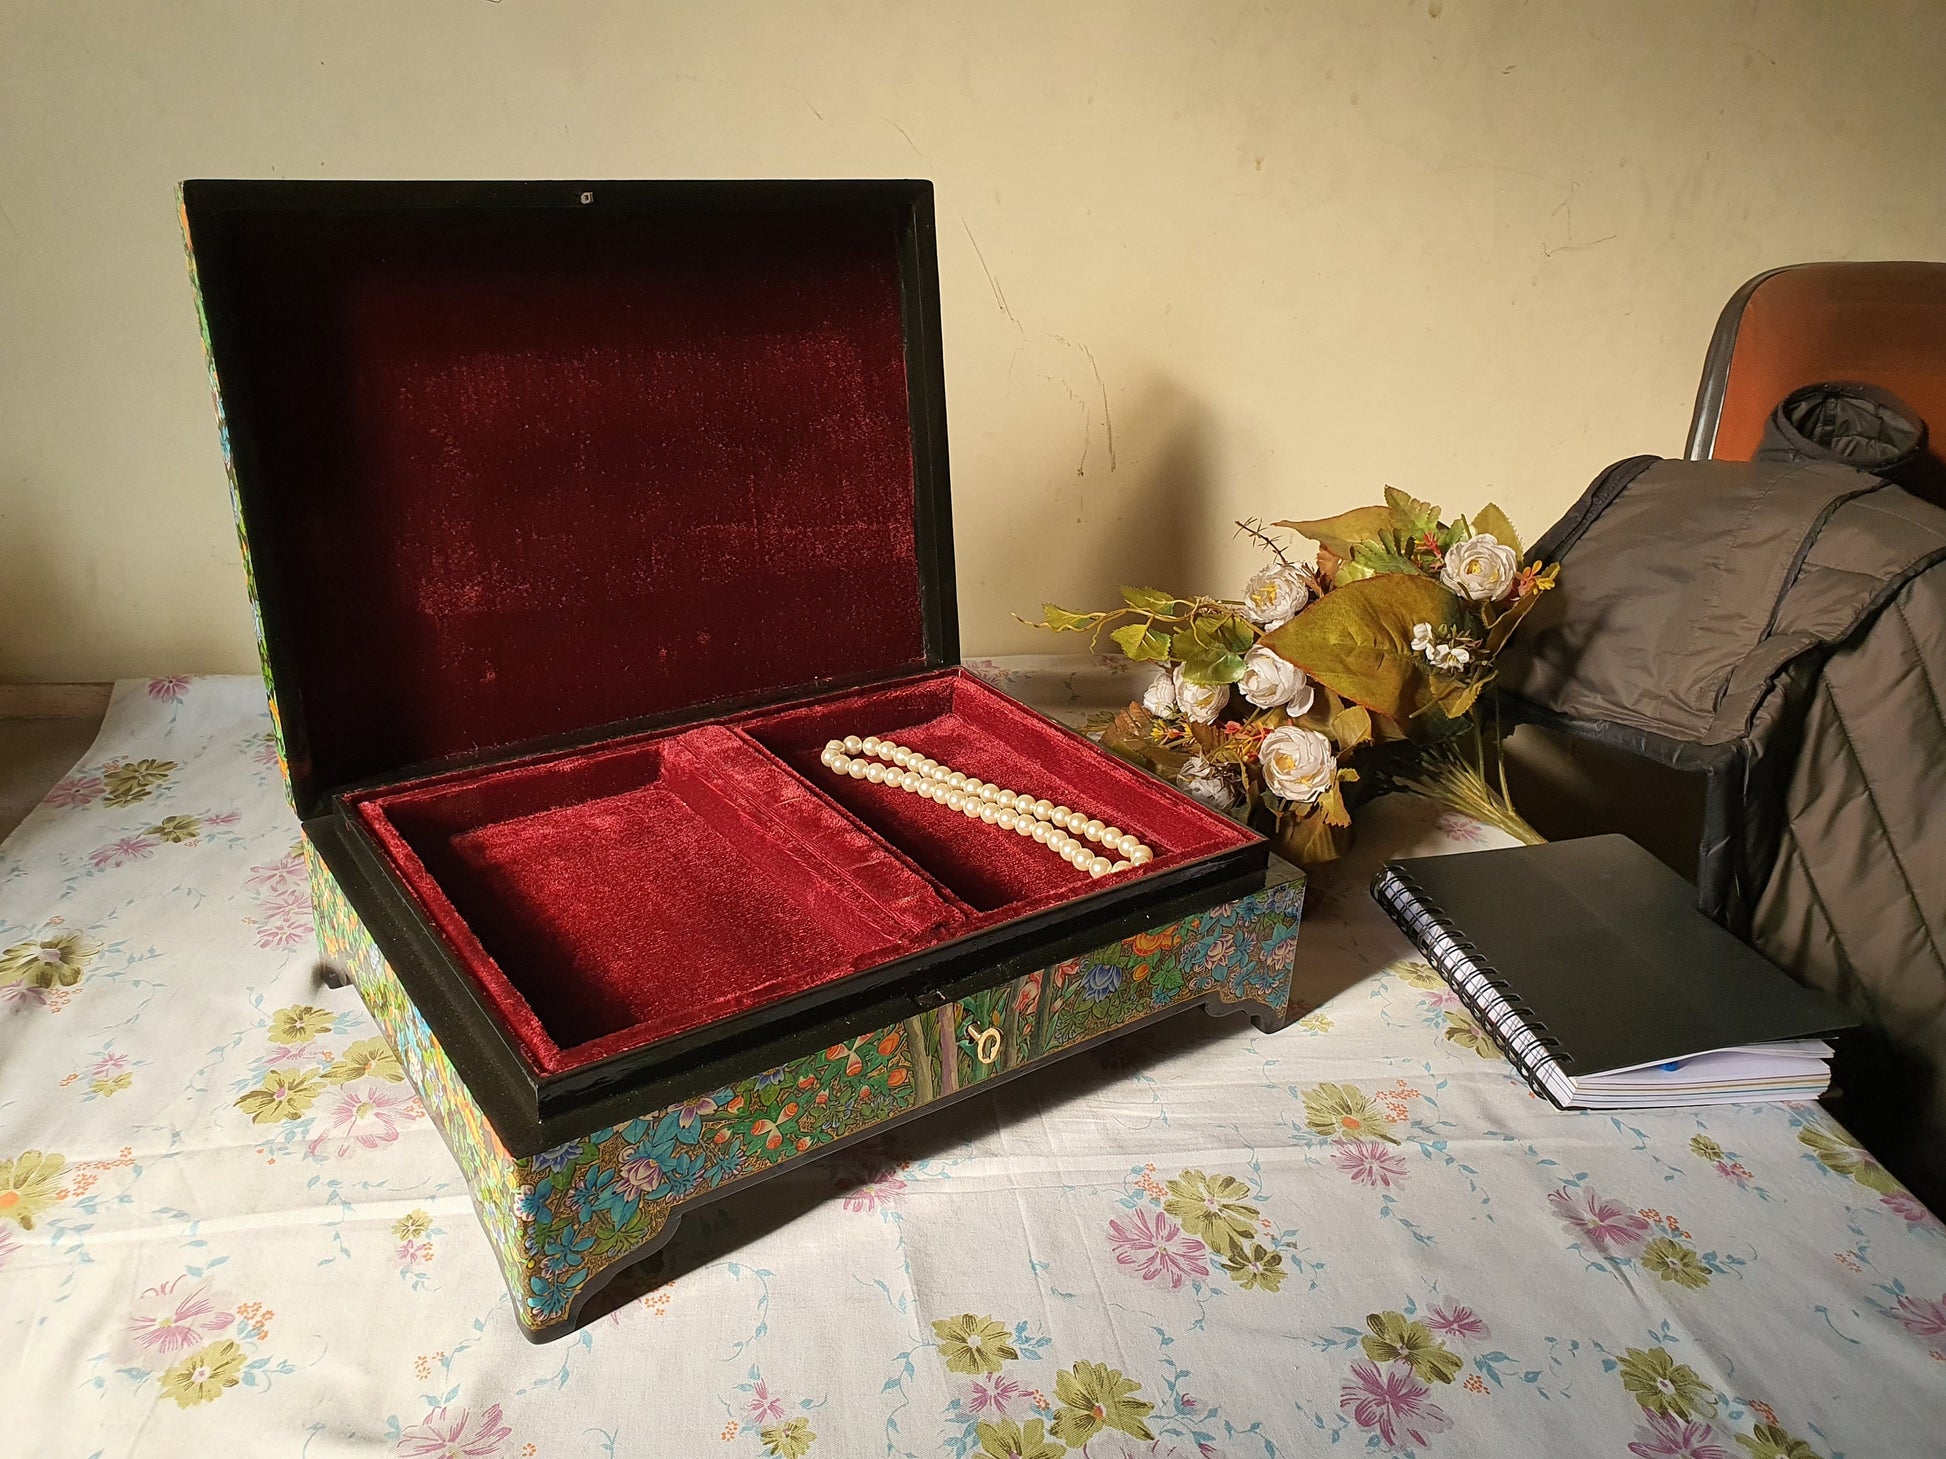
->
xmin=819 ymin=735 xmax=1153 ymax=879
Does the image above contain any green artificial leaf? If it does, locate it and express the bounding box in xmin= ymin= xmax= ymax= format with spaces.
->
xmin=1121 ymin=585 xmax=1181 ymax=614
xmin=1319 ymin=777 xmax=1353 ymax=829
xmin=1175 ymin=610 xmax=1256 ymax=658
xmin=1332 ymin=558 xmax=1377 ymax=584
xmin=1260 ymin=574 xmax=1466 ymax=723
xmin=1384 ymin=486 xmax=1442 ymax=537
xmin=1273 ymin=506 xmax=1397 ymax=557
xmin=1471 ymin=503 xmax=1522 ymax=559
xmin=1329 ymin=702 xmax=1373 ymax=750
xmin=1483 ymin=589 xmax=1544 ymax=657
xmin=1213 ymin=612 xmax=1259 ymax=653
xmin=1037 ymin=603 xmax=1097 ymax=632
xmin=1176 ymin=647 xmax=1246 ymax=686
xmin=1110 ymin=622 xmax=1173 ymax=661
xmin=1274 ymin=805 xmax=1352 ymax=864
xmin=1432 ymin=676 xmax=1486 ymax=720
xmin=1350 ymin=538 xmax=1424 ymax=577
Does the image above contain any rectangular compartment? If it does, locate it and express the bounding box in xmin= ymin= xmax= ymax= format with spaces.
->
xmin=350 ymin=668 xmax=1253 ymax=1079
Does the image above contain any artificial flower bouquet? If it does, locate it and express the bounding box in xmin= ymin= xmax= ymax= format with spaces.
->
xmin=1027 ymin=489 xmax=1559 ymax=863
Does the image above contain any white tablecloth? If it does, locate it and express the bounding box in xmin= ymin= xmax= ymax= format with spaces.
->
xmin=4 ymin=663 xmax=1942 ymax=1457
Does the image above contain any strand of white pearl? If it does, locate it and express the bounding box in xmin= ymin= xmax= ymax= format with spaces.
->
xmin=818 ymin=734 xmax=1154 ymax=879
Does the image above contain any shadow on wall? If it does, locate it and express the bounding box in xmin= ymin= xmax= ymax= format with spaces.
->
xmin=1010 ymin=376 xmax=1224 ymax=634
xmin=0 ymin=483 xmax=95 ymax=680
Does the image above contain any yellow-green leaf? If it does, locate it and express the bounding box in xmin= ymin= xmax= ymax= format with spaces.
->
xmin=1433 ymin=676 xmax=1486 ymax=720
xmin=1274 ymin=505 xmax=1396 ymax=557
xmin=1273 ymin=805 xmax=1352 ymax=864
xmin=1110 ymin=622 xmax=1173 ymax=661
xmin=1176 ymin=647 xmax=1246 ymax=686
xmin=1036 ymin=603 xmax=1097 ymax=632
xmin=1333 ymin=558 xmax=1377 ymax=584
xmin=1329 ymin=702 xmax=1373 ymax=750
xmin=1121 ymin=586 xmax=1181 ymax=614
xmin=1472 ymin=503 xmax=1522 ymax=559
xmin=1350 ymin=539 xmax=1423 ymax=576
xmin=1384 ymin=486 xmax=1441 ymax=536
xmin=1260 ymin=575 xmax=1466 ymax=723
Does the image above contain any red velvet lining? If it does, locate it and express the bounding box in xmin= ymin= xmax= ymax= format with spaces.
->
xmin=351 ymin=670 xmax=1255 ymax=1074
xmin=210 ymin=202 xmax=924 ymax=803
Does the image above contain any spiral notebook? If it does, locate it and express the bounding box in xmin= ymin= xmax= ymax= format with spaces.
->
xmin=1371 ymin=835 xmax=1858 ymax=1109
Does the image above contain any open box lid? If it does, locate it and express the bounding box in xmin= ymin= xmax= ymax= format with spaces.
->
xmin=183 ymin=180 xmax=956 ymax=819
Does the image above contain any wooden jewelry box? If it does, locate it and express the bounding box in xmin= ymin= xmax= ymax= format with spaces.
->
xmin=181 ymin=179 xmax=1306 ymax=1338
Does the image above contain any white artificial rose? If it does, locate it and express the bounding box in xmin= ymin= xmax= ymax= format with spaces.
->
xmin=1258 ymin=725 xmax=1338 ymax=805
xmin=1176 ymin=754 xmax=1237 ymax=810
xmin=1236 ymin=645 xmax=1316 ymax=715
xmin=1171 ymin=664 xmax=1230 ymax=724
xmin=1240 ymin=565 xmax=1310 ymax=627
xmin=1439 ymin=533 xmax=1520 ymax=602
xmin=1142 ymin=671 xmax=1179 ymax=718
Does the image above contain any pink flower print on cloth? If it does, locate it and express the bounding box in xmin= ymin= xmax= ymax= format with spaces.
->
xmin=743 ymin=1380 xmax=788 ymax=1424
xmin=44 ymin=773 xmax=104 ymax=809
xmin=395 ymin=1401 xmax=512 ymax=1458
xmin=1424 ymin=1303 xmax=1489 ymax=1345
xmin=1331 ymin=1139 xmax=1408 ymax=1189
xmin=1626 ymin=1409 xmax=1732 ymax=1459
xmin=88 ymin=836 xmax=159 ymax=872
xmin=841 ymin=1170 xmax=908 ymax=1213
xmin=1892 ymin=1292 xmax=1946 ymax=1338
xmin=1338 ymin=1359 xmax=1453 ymax=1449
xmin=126 ymin=1275 xmax=235 ymax=1361
xmin=1107 ymin=1205 xmax=1210 ymax=1289
xmin=309 ymin=1078 xmax=419 ymax=1158
xmin=1548 ymin=1185 xmax=1653 ymax=1256
xmin=964 ymin=1371 xmax=1027 ymax=1419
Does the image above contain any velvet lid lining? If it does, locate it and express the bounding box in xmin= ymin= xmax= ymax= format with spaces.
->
xmin=352 ymin=669 xmax=1258 ymax=1075
xmin=189 ymin=191 xmax=930 ymax=809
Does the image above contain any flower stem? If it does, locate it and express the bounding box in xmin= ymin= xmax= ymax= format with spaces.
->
xmin=1394 ymin=743 xmax=1545 ymax=845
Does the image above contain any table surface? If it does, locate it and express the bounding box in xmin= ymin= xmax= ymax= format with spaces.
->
xmin=4 ymin=661 xmax=1942 ymax=1458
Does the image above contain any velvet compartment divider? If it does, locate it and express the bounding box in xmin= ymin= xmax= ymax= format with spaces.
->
xmin=349 ymin=668 xmax=1254 ymax=1078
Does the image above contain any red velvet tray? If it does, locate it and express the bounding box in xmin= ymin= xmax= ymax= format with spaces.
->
xmin=183 ymin=179 xmax=1268 ymax=1152
xmin=350 ymin=668 xmax=1252 ymax=1078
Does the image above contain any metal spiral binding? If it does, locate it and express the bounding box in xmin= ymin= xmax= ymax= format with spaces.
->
xmin=1370 ymin=866 xmax=1567 ymax=1107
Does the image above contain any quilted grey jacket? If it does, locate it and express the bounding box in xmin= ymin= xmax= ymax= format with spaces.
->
xmin=1500 ymin=457 xmax=1946 ymax=1202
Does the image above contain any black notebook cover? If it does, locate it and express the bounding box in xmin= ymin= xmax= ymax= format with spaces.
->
xmin=1374 ymin=835 xmax=1857 ymax=1078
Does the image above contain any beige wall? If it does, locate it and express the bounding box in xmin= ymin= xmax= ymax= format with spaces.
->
xmin=3 ymin=1 xmax=1943 ymax=681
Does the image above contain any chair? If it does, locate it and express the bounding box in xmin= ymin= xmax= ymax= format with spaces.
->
xmin=1685 ymin=261 xmax=1946 ymax=506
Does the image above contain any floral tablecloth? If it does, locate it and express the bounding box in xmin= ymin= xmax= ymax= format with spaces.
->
xmin=4 ymin=663 xmax=1943 ymax=1459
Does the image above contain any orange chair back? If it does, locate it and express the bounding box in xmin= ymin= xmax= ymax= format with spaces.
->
xmin=1687 ymin=261 xmax=1946 ymax=505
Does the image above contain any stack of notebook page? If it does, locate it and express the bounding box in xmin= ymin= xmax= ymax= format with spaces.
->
xmin=1371 ymin=835 xmax=1858 ymax=1110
